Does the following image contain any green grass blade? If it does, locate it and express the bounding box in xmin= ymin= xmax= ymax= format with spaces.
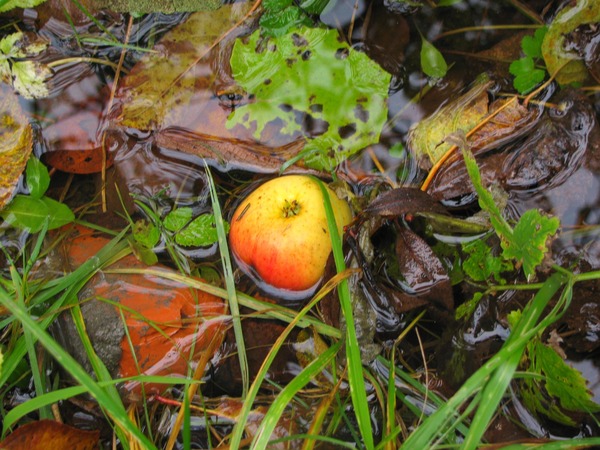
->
xmin=0 ymin=286 xmax=156 ymax=449
xmin=315 ymin=177 xmax=375 ymax=450
xmin=252 ymin=340 xmax=342 ymax=448
xmin=205 ymin=166 xmax=249 ymax=397
xmin=399 ymin=273 xmax=565 ymax=449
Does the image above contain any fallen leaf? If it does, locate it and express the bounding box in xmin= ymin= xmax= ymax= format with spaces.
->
xmin=0 ymin=83 xmax=33 ymax=209
xmin=541 ymin=0 xmax=600 ymax=85
xmin=0 ymin=420 xmax=99 ymax=450
xmin=42 ymin=110 xmax=113 ymax=174
xmin=407 ymin=75 xmax=492 ymax=169
xmin=114 ymin=4 xmax=253 ymax=132
xmin=52 ymin=226 xmax=227 ymax=399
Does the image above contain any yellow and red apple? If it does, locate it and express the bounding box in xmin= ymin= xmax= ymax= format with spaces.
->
xmin=229 ymin=175 xmax=353 ymax=295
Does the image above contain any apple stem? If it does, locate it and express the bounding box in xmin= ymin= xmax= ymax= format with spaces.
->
xmin=282 ymin=199 xmax=301 ymax=217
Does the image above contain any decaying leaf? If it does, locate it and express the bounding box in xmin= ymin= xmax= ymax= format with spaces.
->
xmin=115 ymin=4 xmax=253 ymax=131
xmin=407 ymin=75 xmax=492 ymax=169
xmin=42 ymin=110 xmax=112 ymax=174
xmin=0 ymin=420 xmax=99 ymax=450
xmin=0 ymin=32 xmax=51 ymax=98
xmin=228 ymin=25 xmax=391 ymax=171
xmin=0 ymin=83 xmax=33 ymax=209
xmin=541 ymin=0 xmax=600 ymax=85
xmin=51 ymin=226 xmax=227 ymax=400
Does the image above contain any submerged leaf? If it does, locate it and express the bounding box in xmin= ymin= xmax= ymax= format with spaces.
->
xmin=228 ymin=26 xmax=391 ymax=171
xmin=407 ymin=75 xmax=492 ymax=169
xmin=0 ymin=195 xmax=74 ymax=232
xmin=117 ymin=4 xmax=252 ymax=131
xmin=0 ymin=84 xmax=33 ymax=209
xmin=420 ymin=37 xmax=447 ymax=78
xmin=0 ymin=419 xmax=99 ymax=450
xmin=521 ymin=338 xmax=600 ymax=426
xmin=25 ymin=156 xmax=50 ymax=199
xmin=541 ymin=0 xmax=600 ymax=85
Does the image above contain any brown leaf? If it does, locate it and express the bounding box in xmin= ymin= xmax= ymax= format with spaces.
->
xmin=42 ymin=110 xmax=113 ymax=174
xmin=362 ymin=187 xmax=448 ymax=219
xmin=0 ymin=420 xmax=99 ymax=450
xmin=155 ymin=128 xmax=315 ymax=174
xmin=113 ymin=5 xmax=253 ymax=133
xmin=0 ymin=83 xmax=33 ymax=209
xmin=395 ymin=227 xmax=453 ymax=311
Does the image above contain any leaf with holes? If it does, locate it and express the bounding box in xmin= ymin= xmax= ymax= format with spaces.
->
xmin=228 ymin=26 xmax=391 ymax=171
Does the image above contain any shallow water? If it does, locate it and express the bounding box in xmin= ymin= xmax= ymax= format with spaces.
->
xmin=2 ymin=0 xmax=600 ymax=445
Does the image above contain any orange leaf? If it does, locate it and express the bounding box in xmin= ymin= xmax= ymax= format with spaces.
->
xmin=42 ymin=111 xmax=112 ymax=174
xmin=0 ymin=420 xmax=99 ymax=450
xmin=58 ymin=225 xmax=227 ymax=399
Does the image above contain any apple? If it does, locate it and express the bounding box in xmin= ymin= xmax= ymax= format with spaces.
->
xmin=229 ymin=175 xmax=353 ymax=296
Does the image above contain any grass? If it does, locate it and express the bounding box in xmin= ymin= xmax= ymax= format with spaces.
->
xmin=2 ymin=174 xmax=600 ymax=449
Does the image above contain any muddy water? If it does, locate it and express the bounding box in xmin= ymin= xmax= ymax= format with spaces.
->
xmin=1 ymin=0 xmax=600 ymax=445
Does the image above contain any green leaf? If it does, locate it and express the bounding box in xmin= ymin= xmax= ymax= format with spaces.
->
xmin=502 ymin=209 xmax=559 ymax=280
xmin=0 ymin=0 xmax=47 ymax=13
xmin=522 ymin=339 xmax=600 ymax=426
xmin=420 ymin=37 xmax=448 ymax=78
xmin=521 ymin=27 xmax=547 ymax=58
xmin=132 ymin=219 xmax=160 ymax=249
xmin=462 ymin=239 xmax=512 ymax=283
xmin=259 ymin=6 xmax=312 ymax=37
xmin=1 ymin=195 xmax=74 ymax=232
xmin=25 ymin=156 xmax=50 ymax=199
xmin=509 ymin=56 xmax=545 ymax=94
xmin=163 ymin=207 xmax=193 ymax=232
xmin=175 ymin=213 xmax=227 ymax=247
xmin=228 ymin=26 xmax=391 ymax=171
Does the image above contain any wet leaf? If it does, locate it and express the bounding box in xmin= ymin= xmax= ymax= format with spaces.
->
xmin=176 ymin=213 xmax=225 ymax=247
xmin=0 ymin=195 xmax=75 ymax=232
xmin=0 ymin=83 xmax=32 ymax=209
xmin=521 ymin=27 xmax=547 ymax=59
xmin=11 ymin=60 xmax=51 ymax=99
xmin=407 ymin=75 xmax=492 ymax=169
xmin=509 ymin=56 xmax=545 ymax=94
xmin=0 ymin=32 xmax=51 ymax=99
xmin=420 ymin=37 xmax=447 ymax=78
xmin=520 ymin=335 xmax=600 ymax=426
xmin=117 ymin=4 xmax=252 ymax=131
xmin=163 ymin=207 xmax=193 ymax=232
xmin=541 ymin=0 xmax=600 ymax=85
xmin=25 ymin=156 xmax=50 ymax=199
xmin=462 ymin=238 xmax=512 ymax=283
xmin=95 ymin=0 xmax=222 ymax=12
xmin=42 ymin=110 xmax=112 ymax=174
xmin=395 ymin=227 xmax=453 ymax=311
xmin=260 ymin=0 xmax=312 ymax=37
xmin=502 ymin=209 xmax=559 ymax=279
xmin=362 ymin=187 xmax=448 ymax=219
xmin=228 ymin=26 xmax=391 ymax=171
xmin=0 ymin=419 xmax=99 ymax=450
xmin=132 ymin=219 xmax=160 ymax=249
xmin=54 ymin=226 xmax=227 ymax=398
